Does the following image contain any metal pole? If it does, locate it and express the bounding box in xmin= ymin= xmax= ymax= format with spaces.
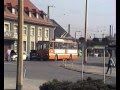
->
xmin=102 ymin=34 xmax=104 ymax=38
xmin=83 ymin=0 xmax=88 ymax=63
xmin=81 ymin=46 xmax=84 ymax=80
xmin=110 ymin=25 xmax=111 ymax=40
xmin=94 ymin=34 xmax=95 ymax=38
xmin=112 ymin=25 xmax=113 ymax=38
xmin=80 ymin=32 xmax=82 ymax=37
xmin=103 ymin=49 xmax=106 ymax=84
xmin=75 ymin=32 xmax=76 ymax=41
xmin=47 ymin=6 xmax=49 ymax=19
xmin=16 ymin=0 xmax=24 ymax=90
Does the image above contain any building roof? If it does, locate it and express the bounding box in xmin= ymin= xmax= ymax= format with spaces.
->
xmin=4 ymin=0 xmax=39 ymax=12
xmin=50 ymin=19 xmax=72 ymax=38
xmin=4 ymin=0 xmax=56 ymax=27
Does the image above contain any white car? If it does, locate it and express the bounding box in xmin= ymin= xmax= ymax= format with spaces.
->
xmin=11 ymin=52 xmax=27 ymax=61
xmin=94 ymin=53 xmax=99 ymax=57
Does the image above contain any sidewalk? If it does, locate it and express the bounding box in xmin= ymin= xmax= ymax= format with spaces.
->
xmin=4 ymin=78 xmax=47 ymax=90
xmin=60 ymin=62 xmax=116 ymax=77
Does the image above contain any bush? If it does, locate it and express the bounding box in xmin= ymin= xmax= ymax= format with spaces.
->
xmin=40 ymin=77 xmax=116 ymax=90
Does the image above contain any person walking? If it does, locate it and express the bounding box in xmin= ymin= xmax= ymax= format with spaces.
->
xmin=106 ymin=54 xmax=115 ymax=74
xmin=78 ymin=49 xmax=82 ymax=58
xmin=10 ymin=50 xmax=16 ymax=61
xmin=6 ymin=47 xmax=11 ymax=61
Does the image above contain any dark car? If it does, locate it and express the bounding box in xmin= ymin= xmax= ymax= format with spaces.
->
xmin=30 ymin=50 xmax=38 ymax=60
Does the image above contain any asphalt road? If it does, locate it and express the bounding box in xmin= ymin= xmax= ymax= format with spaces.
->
xmin=4 ymin=57 xmax=116 ymax=85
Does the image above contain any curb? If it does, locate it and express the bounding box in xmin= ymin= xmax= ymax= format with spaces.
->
xmin=60 ymin=65 xmax=115 ymax=77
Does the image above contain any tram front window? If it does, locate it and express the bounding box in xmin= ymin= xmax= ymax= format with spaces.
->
xmin=43 ymin=43 xmax=49 ymax=49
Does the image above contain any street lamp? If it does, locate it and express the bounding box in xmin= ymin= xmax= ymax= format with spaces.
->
xmin=102 ymin=33 xmax=105 ymax=38
xmin=47 ymin=5 xmax=55 ymax=19
xmin=83 ymin=0 xmax=88 ymax=64
xmin=94 ymin=34 xmax=95 ymax=38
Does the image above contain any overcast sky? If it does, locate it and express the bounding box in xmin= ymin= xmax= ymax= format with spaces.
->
xmin=30 ymin=0 xmax=116 ymax=38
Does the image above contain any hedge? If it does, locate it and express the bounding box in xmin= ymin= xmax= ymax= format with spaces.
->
xmin=40 ymin=77 xmax=116 ymax=90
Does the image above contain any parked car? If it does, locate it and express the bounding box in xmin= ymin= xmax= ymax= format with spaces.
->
xmin=26 ymin=50 xmax=38 ymax=61
xmin=94 ymin=53 xmax=99 ymax=57
xmin=30 ymin=50 xmax=38 ymax=60
xmin=11 ymin=52 xmax=27 ymax=61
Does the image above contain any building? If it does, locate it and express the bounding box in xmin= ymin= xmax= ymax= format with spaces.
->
xmin=4 ymin=0 xmax=56 ymax=59
xmin=50 ymin=19 xmax=72 ymax=39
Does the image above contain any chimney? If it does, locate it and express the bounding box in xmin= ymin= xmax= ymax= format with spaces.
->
xmin=110 ymin=25 xmax=112 ymax=39
xmin=112 ymin=25 xmax=114 ymax=38
xmin=68 ymin=24 xmax=70 ymax=35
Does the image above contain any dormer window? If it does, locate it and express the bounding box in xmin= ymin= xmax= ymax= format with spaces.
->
xmin=6 ymin=3 xmax=12 ymax=12
xmin=29 ymin=12 xmax=32 ymax=17
xmin=24 ymin=7 xmax=29 ymax=16
xmin=12 ymin=8 xmax=16 ymax=14
xmin=36 ymin=13 xmax=39 ymax=19
xmin=33 ymin=12 xmax=39 ymax=19
xmin=16 ymin=5 xmax=18 ymax=12
xmin=40 ymin=14 xmax=44 ymax=19
xmin=40 ymin=11 xmax=46 ymax=19
xmin=7 ymin=6 xmax=12 ymax=13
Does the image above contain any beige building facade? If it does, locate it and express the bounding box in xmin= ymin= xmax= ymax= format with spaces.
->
xmin=4 ymin=0 xmax=56 ymax=59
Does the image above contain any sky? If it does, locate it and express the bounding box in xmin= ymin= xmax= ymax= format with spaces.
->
xmin=30 ymin=0 xmax=116 ymax=38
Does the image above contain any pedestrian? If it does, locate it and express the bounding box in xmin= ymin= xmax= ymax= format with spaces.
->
xmin=106 ymin=54 xmax=115 ymax=74
xmin=78 ymin=49 xmax=82 ymax=58
xmin=10 ymin=50 xmax=16 ymax=61
xmin=6 ymin=47 xmax=11 ymax=61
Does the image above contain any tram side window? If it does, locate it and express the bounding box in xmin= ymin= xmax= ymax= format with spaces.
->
xmin=62 ymin=43 xmax=67 ymax=49
xmin=59 ymin=43 xmax=63 ymax=49
xmin=54 ymin=42 xmax=63 ymax=49
xmin=55 ymin=43 xmax=59 ymax=49
xmin=68 ymin=43 xmax=77 ymax=49
xmin=68 ymin=44 xmax=73 ymax=49
xmin=73 ymin=43 xmax=77 ymax=49
xmin=49 ymin=42 xmax=53 ymax=49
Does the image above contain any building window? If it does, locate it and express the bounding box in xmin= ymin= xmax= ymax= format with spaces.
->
xmin=36 ymin=13 xmax=39 ymax=19
xmin=12 ymin=8 xmax=16 ymax=14
xmin=16 ymin=5 xmax=18 ymax=12
xmin=38 ymin=27 xmax=42 ymax=37
xmin=7 ymin=6 xmax=12 ymax=13
xmin=40 ymin=14 xmax=44 ymax=19
xmin=29 ymin=12 xmax=32 ymax=17
xmin=14 ymin=24 xmax=18 ymax=34
xmin=45 ymin=29 xmax=49 ymax=37
xmin=14 ymin=41 xmax=17 ymax=52
xmin=31 ymin=41 xmax=34 ymax=50
xmin=30 ymin=27 xmax=35 ymax=36
xmin=23 ymin=41 xmax=26 ymax=51
xmin=23 ymin=25 xmax=27 ymax=35
xmin=4 ymin=23 xmax=10 ymax=32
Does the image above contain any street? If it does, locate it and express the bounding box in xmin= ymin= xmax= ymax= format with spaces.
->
xmin=4 ymin=57 xmax=116 ymax=90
